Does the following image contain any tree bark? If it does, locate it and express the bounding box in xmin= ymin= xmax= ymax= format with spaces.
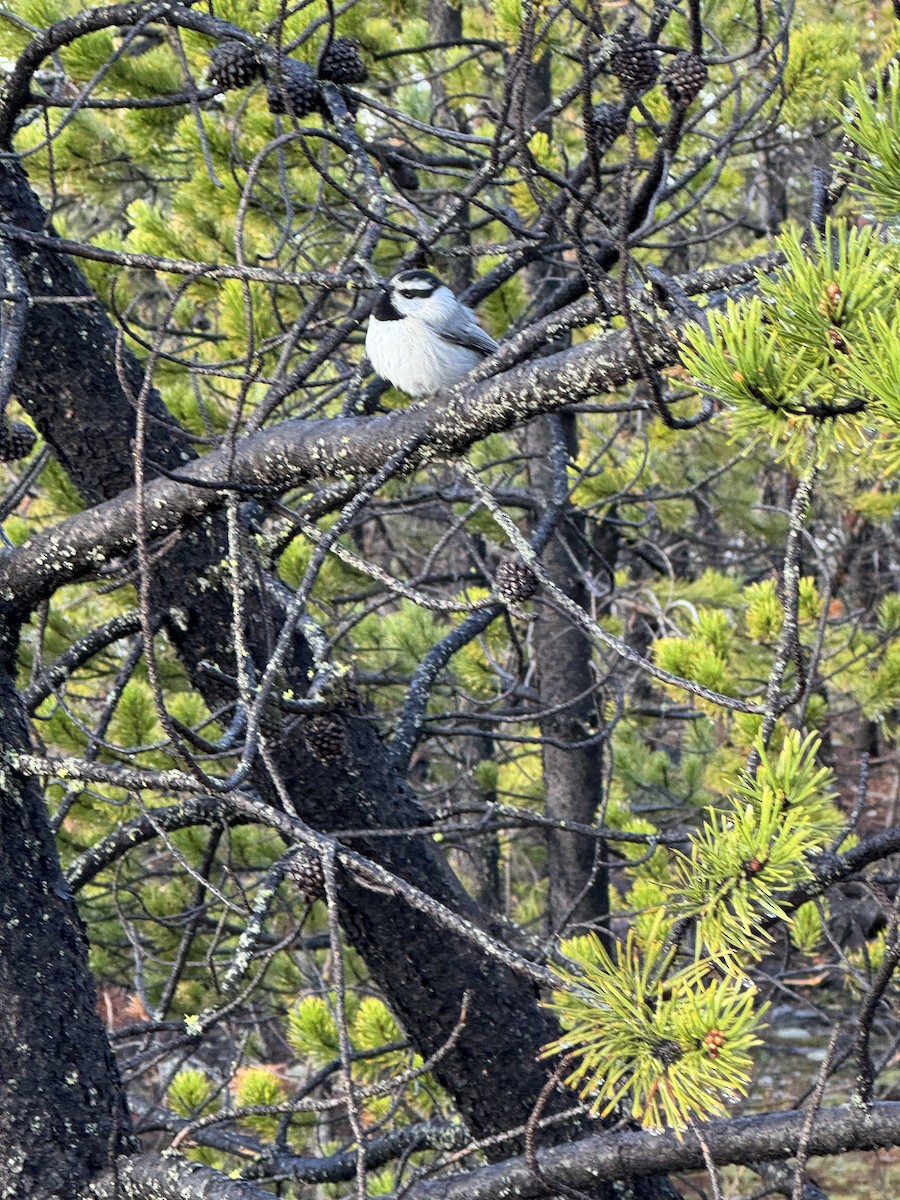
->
xmin=527 ymin=415 xmax=608 ymax=931
xmin=405 ymin=1102 xmax=900 ymax=1200
xmin=0 ymin=669 xmax=134 ymax=1199
xmin=0 ymin=139 xmax=688 ymax=1196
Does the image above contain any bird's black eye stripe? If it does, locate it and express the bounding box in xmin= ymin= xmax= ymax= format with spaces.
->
xmin=398 ymin=287 xmax=433 ymax=299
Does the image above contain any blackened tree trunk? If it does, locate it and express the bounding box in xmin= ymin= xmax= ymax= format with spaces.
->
xmin=0 ymin=668 xmax=134 ymax=1199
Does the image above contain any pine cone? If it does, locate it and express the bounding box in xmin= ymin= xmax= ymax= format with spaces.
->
xmin=266 ymin=58 xmax=321 ymax=118
xmin=209 ymin=40 xmax=261 ymax=91
xmin=495 ymin=559 xmax=539 ymax=603
xmin=304 ymin=712 xmax=346 ymax=763
xmin=0 ymin=417 xmax=36 ymax=463
xmin=288 ymin=846 xmax=325 ymax=902
xmin=662 ymin=52 xmax=707 ymax=106
xmin=318 ymin=35 xmax=367 ymax=85
xmin=592 ymin=102 xmax=627 ymax=152
xmin=610 ymin=35 xmax=660 ymax=95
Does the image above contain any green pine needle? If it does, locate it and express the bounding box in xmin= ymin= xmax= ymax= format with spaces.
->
xmin=543 ymin=923 xmax=766 ymax=1130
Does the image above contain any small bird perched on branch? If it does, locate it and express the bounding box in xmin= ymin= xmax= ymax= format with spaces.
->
xmin=365 ymin=269 xmax=498 ymax=397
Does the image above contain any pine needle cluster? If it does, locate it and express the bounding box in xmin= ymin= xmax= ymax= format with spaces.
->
xmin=679 ymin=222 xmax=900 ymax=466
xmin=545 ymin=732 xmax=840 ymax=1130
xmin=678 ymin=68 xmax=900 ymax=468
xmin=545 ymin=922 xmax=766 ymax=1130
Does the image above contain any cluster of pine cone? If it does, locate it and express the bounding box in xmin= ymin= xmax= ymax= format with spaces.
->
xmin=589 ymin=35 xmax=705 ymax=160
xmin=610 ymin=33 xmax=707 ymax=107
xmin=208 ymin=34 xmax=367 ymax=120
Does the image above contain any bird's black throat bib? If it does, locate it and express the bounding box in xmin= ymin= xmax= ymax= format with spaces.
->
xmin=373 ymin=291 xmax=403 ymax=321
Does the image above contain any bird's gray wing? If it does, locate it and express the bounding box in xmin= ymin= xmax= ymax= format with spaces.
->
xmin=423 ymin=303 xmax=499 ymax=357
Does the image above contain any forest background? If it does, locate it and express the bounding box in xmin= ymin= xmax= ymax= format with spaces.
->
xmin=3 ymin=0 xmax=900 ymax=1197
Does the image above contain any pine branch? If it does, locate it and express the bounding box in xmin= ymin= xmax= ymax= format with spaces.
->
xmin=403 ymin=1103 xmax=900 ymax=1200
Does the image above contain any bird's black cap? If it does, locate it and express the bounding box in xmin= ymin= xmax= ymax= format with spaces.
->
xmin=391 ymin=269 xmax=441 ymax=297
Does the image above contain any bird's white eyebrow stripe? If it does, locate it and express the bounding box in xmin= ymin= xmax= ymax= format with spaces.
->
xmin=395 ymin=279 xmax=435 ymax=292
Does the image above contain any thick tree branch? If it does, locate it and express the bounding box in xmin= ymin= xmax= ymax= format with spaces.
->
xmin=0 ymin=309 xmax=692 ymax=617
xmin=404 ymin=1103 xmax=900 ymax=1200
xmin=80 ymin=1152 xmax=275 ymax=1200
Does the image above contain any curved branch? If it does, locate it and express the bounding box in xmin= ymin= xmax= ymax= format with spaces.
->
xmin=23 ymin=611 xmax=143 ymax=711
xmin=391 ymin=417 xmax=570 ymax=767
xmin=66 ymin=795 xmax=237 ymax=891
xmin=0 ymin=219 xmax=365 ymax=290
xmin=788 ymin=827 xmax=900 ymax=910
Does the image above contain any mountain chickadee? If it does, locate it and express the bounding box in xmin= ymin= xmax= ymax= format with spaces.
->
xmin=365 ymin=269 xmax=498 ymax=397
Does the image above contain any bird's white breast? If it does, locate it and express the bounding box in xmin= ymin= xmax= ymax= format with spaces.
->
xmin=366 ymin=315 xmax=484 ymax=397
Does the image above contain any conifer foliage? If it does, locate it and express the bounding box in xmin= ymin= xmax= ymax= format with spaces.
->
xmin=2 ymin=0 xmax=900 ymax=1198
